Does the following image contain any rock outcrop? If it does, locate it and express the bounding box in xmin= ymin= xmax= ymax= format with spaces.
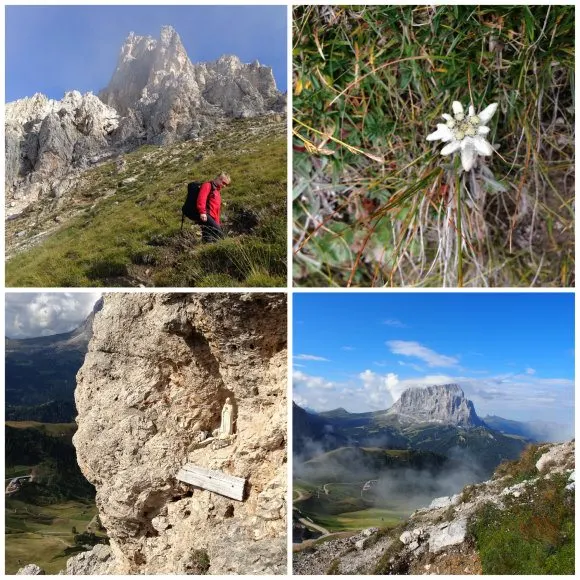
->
xmin=5 ymin=25 xmax=285 ymax=215
xmin=16 ymin=564 xmax=45 ymax=575
xmin=5 ymin=91 xmax=120 ymax=215
xmin=386 ymin=384 xmax=484 ymax=428
xmin=70 ymin=293 xmax=287 ymax=574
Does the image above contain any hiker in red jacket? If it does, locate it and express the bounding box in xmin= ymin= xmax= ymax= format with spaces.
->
xmin=197 ymin=172 xmax=231 ymax=242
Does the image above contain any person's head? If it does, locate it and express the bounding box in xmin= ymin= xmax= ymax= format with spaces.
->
xmin=215 ymin=172 xmax=231 ymax=188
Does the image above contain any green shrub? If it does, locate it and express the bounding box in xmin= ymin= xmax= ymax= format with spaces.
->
xmin=495 ymin=444 xmax=542 ymax=483
xmin=470 ymin=474 xmax=574 ymax=574
xmin=373 ymin=539 xmax=406 ymax=574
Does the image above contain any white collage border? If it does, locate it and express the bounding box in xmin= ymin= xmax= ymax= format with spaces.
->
xmin=1 ymin=1 xmax=578 ymax=577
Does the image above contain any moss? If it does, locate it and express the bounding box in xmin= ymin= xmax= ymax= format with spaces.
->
xmin=188 ymin=549 xmax=210 ymax=574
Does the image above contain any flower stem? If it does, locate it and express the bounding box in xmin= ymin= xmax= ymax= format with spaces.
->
xmin=455 ymin=156 xmax=463 ymax=287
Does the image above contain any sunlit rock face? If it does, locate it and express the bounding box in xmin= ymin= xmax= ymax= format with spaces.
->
xmin=5 ymin=25 xmax=285 ymax=212
xmin=387 ymin=384 xmax=484 ymax=428
xmin=72 ymin=293 xmax=287 ymax=574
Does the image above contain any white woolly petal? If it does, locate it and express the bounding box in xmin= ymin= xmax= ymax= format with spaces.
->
xmin=442 ymin=114 xmax=453 ymax=122
xmin=473 ymin=135 xmax=493 ymax=155
xmin=478 ymin=126 xmax=490 ymax=135
xmin=468 ymin=105 xmax=476 ymax=117
xmin=452 ymin=101 xmax=464 ymax=115
xmin=461 ymin=143 xmax=476 ymax=172
xmin=440 ymin=141 xmax=462 ymax=155
xmin=426 ymin=124 xmax=453 ymax=142
xmin=478 ymin=103 xmax=498 ymax=124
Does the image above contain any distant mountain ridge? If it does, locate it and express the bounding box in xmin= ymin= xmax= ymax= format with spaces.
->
xmin=483 ymin=414 xmax=574 ymax=443
xmin=5 ymin=299 xmax=101 ymax=421
xmin=294 ymin=384 xmax=528 ymax=474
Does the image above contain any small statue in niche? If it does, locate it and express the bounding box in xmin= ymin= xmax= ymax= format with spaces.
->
xmin=217 ymin=397 xmax=235 ymax=439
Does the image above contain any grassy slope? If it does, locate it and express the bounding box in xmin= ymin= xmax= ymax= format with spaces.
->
xmin=294 ymin=448 xmax=444 ymax=532
xmin=6 ymin=117 xmax=286 ymax=287
xmin=293 ymin=5 xmax=574 ymax=287
xmin=5 ymin=421 xmax=101 ymax=573
xmin=294 ymin=478 xmax=410 ymax=532
xmin=470 ymin=446 xmax=574 ymax=574
xmin=5 ymin=499 xmax=98 ymax=574
xmin=5 ymin=421 xmax=77 ymax=437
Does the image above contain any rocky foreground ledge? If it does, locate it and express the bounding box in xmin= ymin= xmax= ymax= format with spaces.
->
xmin=293 ymin=440 xmax=575 ymax=575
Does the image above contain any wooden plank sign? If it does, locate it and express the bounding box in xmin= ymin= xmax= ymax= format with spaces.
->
xmin=176 ymin=463 xmax=245 ymax=501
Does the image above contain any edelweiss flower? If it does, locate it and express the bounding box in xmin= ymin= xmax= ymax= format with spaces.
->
xmin=427 ymin=101 xmax=498 ymax=171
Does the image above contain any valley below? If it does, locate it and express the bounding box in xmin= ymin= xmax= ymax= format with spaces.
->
xmin=292 ymin=385 xmax=575 ymax=574
xmin=5 ymin=421 xmax=105 ymax=574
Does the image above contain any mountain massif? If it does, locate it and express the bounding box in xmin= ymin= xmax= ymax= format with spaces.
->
xmin=295 ymin=384 xmax=527 ymax=474
xmin=6 ymin=25 xmax=285 ymax=217
xmin=385 ymin=384 xmax=484 ymax=428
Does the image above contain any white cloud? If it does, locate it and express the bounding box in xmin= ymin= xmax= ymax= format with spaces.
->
xmin=383 ymin=318 xmax=407 ymax=328
xmin=525 ymin=368 xmax=536 ymax=375
xmin=294 ymin=354 xmax=330 ymax=362
xmin=398 ymin=360 xmax=424 ymax=372
xmin=293 ymin=394 xmax=309 ymax=409
xmin=387 ymin=340 xmax=459 ymax=367
xmin=358 ymin=370 xmax=406 ymax=409
xmin=294 ymin=370 xmax=336 ymax=390
xmin=5 ymin=292 xmax=102 ymax=338
xmin=341 ymin=346 xmax=355 ymax=351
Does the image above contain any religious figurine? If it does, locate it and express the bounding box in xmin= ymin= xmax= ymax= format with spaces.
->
xmin=219 ymin=397 xmax=235 ymax=438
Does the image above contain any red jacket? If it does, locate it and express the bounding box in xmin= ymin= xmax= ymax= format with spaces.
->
xmin=197 ymin=181 xmax=222 ymax=224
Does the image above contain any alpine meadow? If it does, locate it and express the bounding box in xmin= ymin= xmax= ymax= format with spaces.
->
xmin=292 ymin=5 xmax=574 ymax=287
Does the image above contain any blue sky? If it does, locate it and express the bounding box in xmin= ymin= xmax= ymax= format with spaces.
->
xmin=293 ymin=292 xmax=575 ymax=428
xmin=5 ymin=5 xmax=287 ymax=102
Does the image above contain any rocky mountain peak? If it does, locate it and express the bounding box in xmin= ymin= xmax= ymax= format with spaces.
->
xmin=5 ymin=24 xmax=285 ymax=211
xmin=387 ymin=384 xmax=484 ymax=428
xmin=99 ymin=26 xmax=194 ymax=115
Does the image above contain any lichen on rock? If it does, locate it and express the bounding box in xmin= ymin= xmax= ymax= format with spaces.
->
xmin=71 ymin=292 xmax=287 ymax=574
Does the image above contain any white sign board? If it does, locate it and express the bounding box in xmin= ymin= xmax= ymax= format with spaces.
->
xmin=176 ymin=463 xmax=245 ymax=501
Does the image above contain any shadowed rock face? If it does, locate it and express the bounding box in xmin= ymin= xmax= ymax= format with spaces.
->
xmin=72 ymin=293 xmax=287 ymax=574
xmin=388 ymin=384 xmax=484 ymax=428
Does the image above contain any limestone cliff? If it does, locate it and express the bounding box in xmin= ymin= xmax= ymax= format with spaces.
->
xmin=71 ymin=293 xmax=287 ymax=574
xmin=5 ymin=25 xmax=285 ymax=216
xmin=386 ymin=384 xmax=484 ymax=428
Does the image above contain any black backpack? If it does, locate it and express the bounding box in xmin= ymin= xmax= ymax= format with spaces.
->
xmin=181 ymin=181 xmax=215 ymax=230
